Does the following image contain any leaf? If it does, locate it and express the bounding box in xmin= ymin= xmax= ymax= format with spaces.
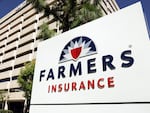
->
xmin=38 ymin=22 xmax=56 ymax=40
xmin=18 ymin=60 xmax=35 ymax=99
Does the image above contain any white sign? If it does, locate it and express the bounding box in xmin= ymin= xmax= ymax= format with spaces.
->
xmin=30 ymin=2 xmax=150 ymax=113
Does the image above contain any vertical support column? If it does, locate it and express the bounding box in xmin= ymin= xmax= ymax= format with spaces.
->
xmin=4 ymin=25 xmax=10 ymax=111
xmin=31 ymin=13 xmax=39 ymax=60
xmin=56 ymin=21 xmax=60 ymax=35
xmin=0 ymin=55 xmax=2 ymax=64
xmin=4 ymin=100 xmax=8 ymax=110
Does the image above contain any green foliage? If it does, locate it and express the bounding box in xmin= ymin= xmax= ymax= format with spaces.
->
xmin=71 ymin=2 xmax=102 ymax=28
xmin=17 ymin=60 xmax=35 ymax=99
xmin=27 ymin=0 xmax=46 ymax=12
xmin=38 ymin=22 xmax=55 ymax=40
xmin=0 ymin=91 xmax=6 ymax=110
xmin=17 ymin=60 xmax=36 ymax=113
xmin=0 ymin=91 xmax=6 ymax=101
xmin=27 ymin=0 xmax=103 ymax=32
xmin=0 ymin=110 xmax=13 ymax=113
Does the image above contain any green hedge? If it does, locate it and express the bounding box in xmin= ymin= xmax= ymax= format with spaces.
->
xmin=0 ymin=110 xmax=13 ymax=113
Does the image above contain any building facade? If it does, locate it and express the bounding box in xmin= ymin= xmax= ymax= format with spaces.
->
xmin=0 ymin=0 xmax=119 ymax=113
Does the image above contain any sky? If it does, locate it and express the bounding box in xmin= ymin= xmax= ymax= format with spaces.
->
xmin=0 ymin=0 xmax=149 ymax=33
xmin=0 ymin=0 xmax=24 ymax=18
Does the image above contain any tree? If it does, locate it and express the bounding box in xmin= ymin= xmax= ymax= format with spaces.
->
xmin=71 ymin=1 xmax=102 ymax=28
xmin=17 ymin=60 xmax=35 ymax=113
xmin=0 ymin=91 xmax=6 ymax=109
xmin=27 ymin=0 xmax=102 ymax=32
xmin=27 ymin=0 xmax=46 ymax=12
xmin=37 ymin=22 xmax=55 ymax=40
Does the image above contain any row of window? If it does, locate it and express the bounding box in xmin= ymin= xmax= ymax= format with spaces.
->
xmin=0 ymin=87 xmax=23 ymax=93
xmin=0 ymin=49 xmax=36 ymax=72
xmin=0 ymin=37 xmax=35 ymax=59
xmin=0 ymin=76 xmax=18 ymax=83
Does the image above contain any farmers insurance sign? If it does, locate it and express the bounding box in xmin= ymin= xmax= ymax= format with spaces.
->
xmin=30 ymin=2 xmax=150 ymax=113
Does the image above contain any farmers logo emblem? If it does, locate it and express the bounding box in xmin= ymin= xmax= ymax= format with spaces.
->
xmin=59 ymin=36 xmax=97 ymax=63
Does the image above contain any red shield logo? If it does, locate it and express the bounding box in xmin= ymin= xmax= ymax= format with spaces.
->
xmin=59 ymin=36 xmax=97 ymax=63
xmin=71 ymin=47 xmax=82 ymax=60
